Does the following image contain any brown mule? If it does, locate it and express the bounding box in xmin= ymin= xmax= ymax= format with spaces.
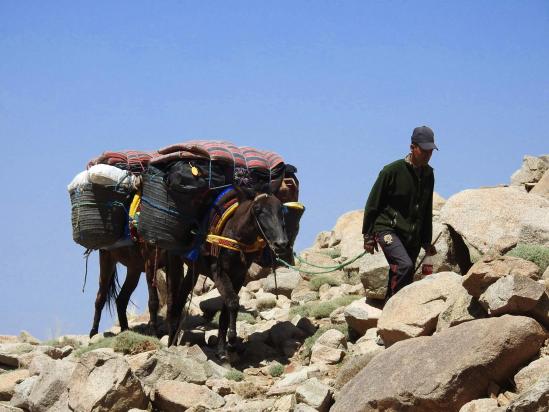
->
xmin=165 ymin=187 xmax=289 ymax=361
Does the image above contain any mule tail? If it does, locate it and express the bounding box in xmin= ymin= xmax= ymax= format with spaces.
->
xmin=105 ymin=264 xmax=120 ymax=315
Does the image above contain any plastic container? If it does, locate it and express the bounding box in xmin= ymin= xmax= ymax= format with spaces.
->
xmin=421 ymin=255 xmax=434 ymax=276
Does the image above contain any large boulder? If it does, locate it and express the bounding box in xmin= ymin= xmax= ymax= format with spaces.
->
xmin=440 ymin=187 xmax=549 ymax=255
xmin=68 ymin=351 xmax=147 ymax=412
xmin=11 ymin=356 xmax=76 ymax=412
xmin=479 ymin=274 xmax=546 ymax=315
xmin=154 ymin=380 xmax=225 ymax=411
xmin=332 ymin=210 xmax=363 ymax=258
xmin=530 ymin=169 xmax=549 ymax=200
xmin=377 ymin=272 xmax=464 ymax=346
xmin=416 ymin=221 xmax=461 ymax=275
xmin=332 ymin=315 xmax=547 ymax=412
xmin=357 ymin=252 xmax=389 ymax=300
xmin=135 ymin=346 xmax=210 ymax=394
xmin=510 ymin=155 xmax=549 ymax=187
xmin=529 ymin=292 xmax=549 ymax=328
xmin=462 ymin=255 xmax=540 ymax=298
xmin=436 ymin=286 xmax=486 ymax=332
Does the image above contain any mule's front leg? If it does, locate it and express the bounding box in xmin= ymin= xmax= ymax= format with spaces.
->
xmin=145 ymin=263 xmax=160 ymax=337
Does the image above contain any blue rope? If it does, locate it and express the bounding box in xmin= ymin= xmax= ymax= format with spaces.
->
xmin=140 ymin=196 xmax=193 ymax=220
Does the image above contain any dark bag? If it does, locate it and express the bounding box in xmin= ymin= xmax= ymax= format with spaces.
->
xmin=138 ymin=165 xmax=199 ymax=251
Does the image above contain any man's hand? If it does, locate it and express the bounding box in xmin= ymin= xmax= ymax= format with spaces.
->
xmin=423 ymin=244 xmax=437 ymax=256
xmin=363 ymin=235 xmax=378 ymax=254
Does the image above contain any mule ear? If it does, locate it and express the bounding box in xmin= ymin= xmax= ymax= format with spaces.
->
xmin=233 ymin=184 xmax=256 ymax=201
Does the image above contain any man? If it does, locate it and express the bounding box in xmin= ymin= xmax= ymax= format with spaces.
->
xmin=362 ymin=126 xmax=438 ymax=302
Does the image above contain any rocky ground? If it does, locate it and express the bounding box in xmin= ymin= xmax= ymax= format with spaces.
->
xmin=1 ymin=154 xmax=548 ymax=412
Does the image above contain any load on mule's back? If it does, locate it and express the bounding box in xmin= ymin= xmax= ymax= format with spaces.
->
xmin=67 ymin=141 xmax=304 ymax=338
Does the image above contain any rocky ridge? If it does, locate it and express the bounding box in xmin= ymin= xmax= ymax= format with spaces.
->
xmin=1 ymin=154 xmax=548 ymax=412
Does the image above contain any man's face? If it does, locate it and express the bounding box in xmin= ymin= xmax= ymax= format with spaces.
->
xmin=410 ymin=144 xmax=433 ymax=166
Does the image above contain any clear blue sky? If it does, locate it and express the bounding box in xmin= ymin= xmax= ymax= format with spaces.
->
xmin=1 ymin=1 xmax=547 ymax=339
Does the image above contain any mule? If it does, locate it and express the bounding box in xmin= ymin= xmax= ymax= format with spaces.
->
xmin=88 ymin=243 xmax=164 ymax=338
xmin=165 ymin=187 xmax=289 ymax=360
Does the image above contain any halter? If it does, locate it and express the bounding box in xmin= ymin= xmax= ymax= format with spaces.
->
xmin=205 ymin=192 xmax=272 ymax=256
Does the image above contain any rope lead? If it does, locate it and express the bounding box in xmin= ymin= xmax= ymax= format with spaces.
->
xmin=276 ymin=251 xmax=368 ymax=275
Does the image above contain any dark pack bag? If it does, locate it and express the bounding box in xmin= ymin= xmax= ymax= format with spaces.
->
xmin=165 ymin=159 xmax=228 ymax=194
xmin=138 ymin=165 xmax=200 ymax=251
xmin=70 ymin=183 xmax=132 ymax=250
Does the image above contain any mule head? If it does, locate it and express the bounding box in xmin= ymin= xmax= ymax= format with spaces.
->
xmin=234 ymin=185 xmax=289 ymax=256
xmin=251 ymin=192 xmax=289 ymax=256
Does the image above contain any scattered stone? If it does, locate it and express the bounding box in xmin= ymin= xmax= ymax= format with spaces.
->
xmin=310 ymin=329 xmax=347 ymax=365
xmin=154 ymin=380 xmax=225 ymax=411
xmin=436 ymin=286 xmax=486 ymax=332
xmin=479 ymin=274 xmax=546 ymax=315
xmin=529 ymin=292 xmax=549 ymax=329
xmin=463 ymin=255 xmax=541 ymax=298
xmin=273 ymin=394 xmax=294 ymax=412
xmin=294 ymin=403 xmax=318 ymax=412
xmin=377 ymin=272 xmax=464 ymax=346
xmin=344 ymin=299 xmax=382 ymax=336
xmin=511 ymin=155 xmax=549 ymax=187
xmin=459 ymin=398 xmax=500 ymax=412
xmin=0 ymin=370 xmax=29 ymax=401
xmin=268 ymin=366 xmax=320 ymax=395
xmin=262 ymin=268 xmax=301 ymax=298
xmin=9 ymin=375 xmax=38 ymax=411
xmin=135 ymin=346 xmax=210 ymax=394
xmin=0 ymin=403 xmax=25 ymax=411
xmin=68 ymin=351 xmax=146 ymax=412
xmin=332 ymin=316 xmax=547 ymax=412
xmin=358 ymin=252 xmax=390 ymax=300
xmin=295 ymin=377 xmax=332 ymax=412
xmin=12 ymin=358 xmax=75 ymax=412
xmin=291 ymin=282 xmax=319 ymax=305
xmin=0 ymin=343 xmax=34 ymax=368
xmin=314 ymin=230 xmax=339 ymax=249
xmin=205 ymin=377 xmax=233 ymax=396
xmin=505 ymin=375 xmax=549 ymax=412
xmin=514 ymin=357 xmax=549 ymax=393
xmin=17 ymin=332 xmax=40 ymax=346
xmin=530 ymin=169 xmax=549 ymax=200
xmin=329 ymin=306 xmax=346 ymax=325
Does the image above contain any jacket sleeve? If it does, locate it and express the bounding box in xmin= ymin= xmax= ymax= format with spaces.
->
xmin=420 ymin=175 xmax=434 ymax=246
xmin=362 ymin=169 xmax=391 ymax=236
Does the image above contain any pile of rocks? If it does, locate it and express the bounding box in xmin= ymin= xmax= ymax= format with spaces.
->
xmin=1 ymin=154 xmax=548 ymax=411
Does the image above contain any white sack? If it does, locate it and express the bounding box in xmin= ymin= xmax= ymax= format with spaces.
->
xmin=87 ymin=164 xmax=135 ymax=188
xmin=67 ymin=170 xmax=90 ymax=192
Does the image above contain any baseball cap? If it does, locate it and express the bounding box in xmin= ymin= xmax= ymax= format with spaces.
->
xmin=411 ymin=126 xmax=438 ymax=150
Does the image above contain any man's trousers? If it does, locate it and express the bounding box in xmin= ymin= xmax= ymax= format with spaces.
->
xmin=376 ymin=231 xmax=420 ymax=301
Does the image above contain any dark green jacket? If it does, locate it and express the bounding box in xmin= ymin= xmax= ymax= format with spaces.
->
xmin=362 ymin=158 xmax=434 ymax=247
